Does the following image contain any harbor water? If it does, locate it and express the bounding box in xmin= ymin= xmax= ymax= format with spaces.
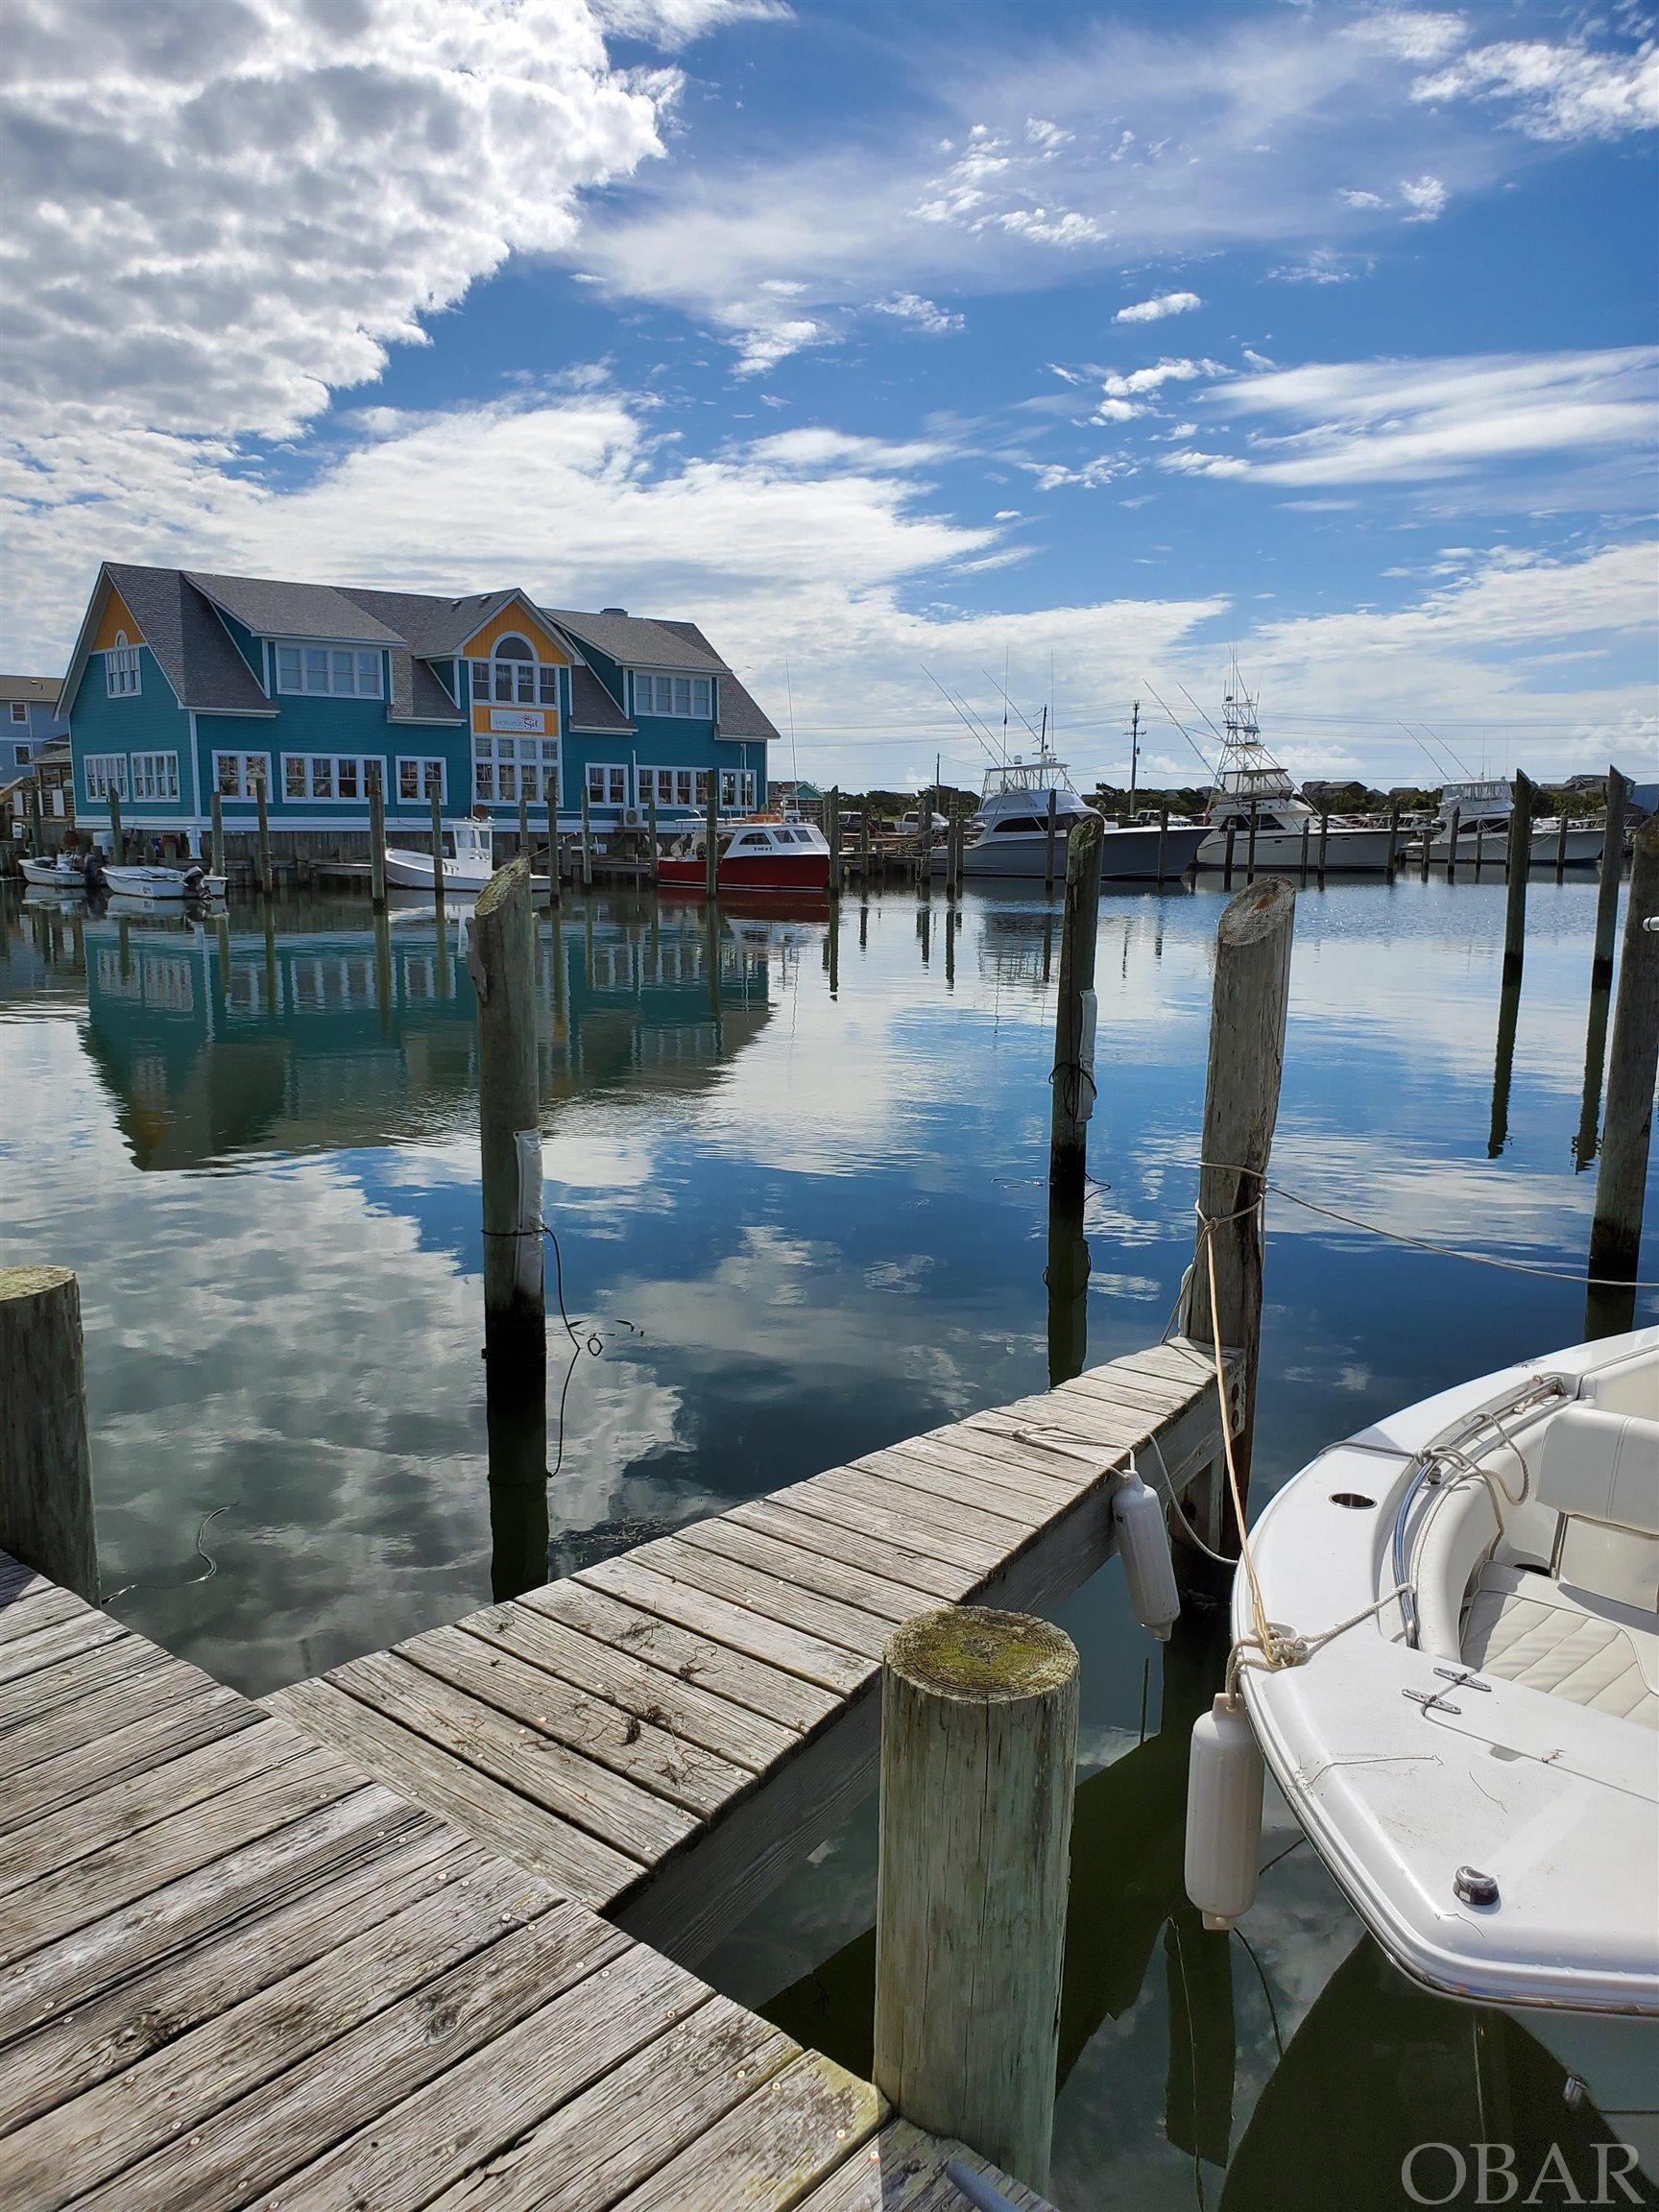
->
xmin=0 ymin=872 xmax=1650 ymax=2208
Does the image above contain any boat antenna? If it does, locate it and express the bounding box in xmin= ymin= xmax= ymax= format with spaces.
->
xmin=1142 ymin=679 xmax=1220 ymax=781
xmin=784 ymin=655 xmax=799 ymax=785
xmin=1176 ymin=680 xmax=1227 ymax=746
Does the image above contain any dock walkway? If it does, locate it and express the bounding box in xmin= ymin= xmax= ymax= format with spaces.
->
xmin=0 ymin=1551 xmax=1051 ymax=2212
xmin=268 ymin=1335 xmax=1235 ymax=1960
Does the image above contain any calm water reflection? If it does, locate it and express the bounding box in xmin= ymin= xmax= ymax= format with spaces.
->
xmin=1 ymin=874 xmax=1650 ymax=2207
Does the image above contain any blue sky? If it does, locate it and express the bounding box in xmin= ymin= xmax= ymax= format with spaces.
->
xmin=2 ymin=0 xmax=1654 ymax=788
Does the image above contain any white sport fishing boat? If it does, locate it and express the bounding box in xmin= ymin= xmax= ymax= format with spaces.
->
xmin=957 ymin=750 xmax=1208 ymax=882
xmin=102 ymin=863 xmax=225 ymax=902
xmin=1197 ymin=675 xmax=1396 ymax=873
xmin=1415 ymin=780 xmax=1604 ymax=868
xmin=384 ymin=816 xmax=497 ymax=894
xmin=1188 ymin=1328 xmax=1659 ymax=2170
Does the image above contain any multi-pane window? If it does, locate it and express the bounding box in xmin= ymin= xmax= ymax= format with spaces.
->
xmin=84 ymin=754 xmax=129 ymax=801
xmin=131 ymin=753 xmax=179 ymax=802
xmin=636 ymin=673 xmax=711 ymax=718
xmin=472 ymin=733 xmax=557 ymax=805
xmin=718 ymin=769 xmax=757 ymax=810
xmin=469 ymin=637 xmax=558 ymax=709
xmin=275 ymin=645 xmax=383 ymax=698
xmin=639 ymin=767 xmax=696 ymax=808
xmin=281 ymin=755 xmax=384 ymax=802
xmin=9 ymin=703 xmax=26 ymax=724
xmin=106 ymin=637 xmax=141 ymax=697
xmin=397 ymin=757 xmax=446 ymax=805
xmin=213 ymin=752 xmax=270 ymax=799
xmin=586 ymin=763 xmax=629 ymax=807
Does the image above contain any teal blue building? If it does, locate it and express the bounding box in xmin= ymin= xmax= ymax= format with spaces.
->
xmin=58 ymin=565 xmax=777 ymax=860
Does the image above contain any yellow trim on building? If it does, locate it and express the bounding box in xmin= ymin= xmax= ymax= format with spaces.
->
xmin=90 ymin=582 xmax=143 ymax=653
xmin=460 ymin=601 xmax=570 ymax=664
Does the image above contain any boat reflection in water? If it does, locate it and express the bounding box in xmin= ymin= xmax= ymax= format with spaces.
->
xmin=71 ymin=894 xmax=777 ymax=1169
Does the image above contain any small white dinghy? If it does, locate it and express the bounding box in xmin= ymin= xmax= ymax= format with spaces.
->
xmin=103 ymin=863 xmax=226 ymax=902
xmin=1188 ymin=1327 xmax=1659 ymax=2167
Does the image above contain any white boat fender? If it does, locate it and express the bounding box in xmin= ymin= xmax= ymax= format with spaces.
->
xmin=1113 ymin=1468 xmax=1180 ymax=1640
xmin=1184 ymin=1692 xmax=1264 ymax=1932
xmin=1076 ymin=988 xmax=1097 ymax=1123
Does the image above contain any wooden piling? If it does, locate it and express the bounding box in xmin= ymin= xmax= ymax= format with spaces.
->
xmin=209 ymin=789 xmax=224 ymax=878
xmin=27 ymin=780 xmax=44 ymax=857
xmin=1179 ymin=877 xmax=1295 ymax=1551
xmin=1222 ymin=823 xmax=1236 ymax=890
xmin=1155 ymin=802 xmax=1169 ymax=888
xmin=1592 ymin=768 xmax=1628 ymax=991
xmin=704 ymin=776 xmax=719 ymax=901
xmin=1385 ymin=799 xmax=1401 ymax=877
xmin=1244 ymin=806 xmax=1259 ymax=885
xmin=1502 ymin=769 xmax=1535 ymax=985
xmin=368 ymin=776 xmax=387 ymax=913
xmin=1446 ymin=804 xmax=1460 ymax=882
xmin=1297 ymin=817 xmax=1310 ymax=885
xmin=646 ymin=793 xmax=658 ymax=895
xmin=430 ymin=782 xmax=446 ymax=918
xmin=829 ymin=784 xmax=841 ymax=898
xmin=1316 ymin=805 xmax=1330 ymax=886
xmin=471 ymin=859 xmax=548 ymax=1593
xmin=860 ymin=803 xmax=872 ymax=893
xmin=1049 ymin=812 xmax=1106 ymax=1206
xmin=1044 ymin=790 xmax=1058 ymax=900
xmin=1420 ymin=812 xmax=1431 ymax=883
xmin=1588 ymin=816 xmax=1659 ymax=1286
xmin=255 ymin=773 xmax=273 ymax=900
xmin=1555 ymin=806 xmax=1570 ymax=881
xmin=0 ymin=1265 xmax=97 ymax=1602
xmin=581 ymin=784 xmax=594 ymax=892
xmin=873 ymin=1606 xmax=1078 ymax=2196
xmin=108 ymin=785 xmax=124 ymax=866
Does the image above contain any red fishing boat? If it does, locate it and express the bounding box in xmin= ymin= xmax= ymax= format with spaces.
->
xmin=657 ymin=815 xmax=831 ymax=896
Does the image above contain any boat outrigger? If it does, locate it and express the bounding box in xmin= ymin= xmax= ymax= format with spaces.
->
xmin=952 ymin=748 xmax=1209 ymax=882
xmin=1186 ymin=1327 xmax=1659 ymax=2170
xmin=1197 ymin=673 xmax=1395 ymax=873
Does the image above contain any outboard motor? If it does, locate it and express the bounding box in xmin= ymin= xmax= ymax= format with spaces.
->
xmin=181 ymin=863 xmax=207 ymax=900
xmin=83 ymin=851 xmax=108 ymax=898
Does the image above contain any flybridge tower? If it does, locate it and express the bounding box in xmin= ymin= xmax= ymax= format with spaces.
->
xmin=1214 ymin=657 xmax=1293 ymax=806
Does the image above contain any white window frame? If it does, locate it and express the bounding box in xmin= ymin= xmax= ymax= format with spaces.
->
xmin=84 ymin=754 xmax=129 ymax=802
xmin=280 ymin=754 xmax=385 ymax=804
xmin=635 ymin=672 xmax=711 ymax=719
xmin=213 ymin=751 xmax=271 ymax=801
xmin=106 ymin=635 xmax=141 ymax=698
xmin=275 ymin=644 xmax=384 ymax=699
xmin=469 ymin=637 xmax=558 ymax=710
xmin=397 ymin=757 xmax=447 ymax=805
xmin=717 ymin=768 xmax=757 ymax=812
xmin=639 ymin=767 xmax=697 ymax=808
xmin=471 ymin=732 xmax=558 ymax=807
xmin=586 ymin=761 xmax=629 ymax=807
xmin=130 ymin=752 xmax=180 ymax=803
xmin=9 ymin=703 xmax=25 ymax=724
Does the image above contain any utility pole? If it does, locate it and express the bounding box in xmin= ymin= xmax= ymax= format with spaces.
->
xmin=1127 ymin=699 xmax=1141 ymax=816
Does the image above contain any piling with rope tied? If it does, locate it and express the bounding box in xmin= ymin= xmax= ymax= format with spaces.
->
xmin=1048 ymin=812 xmax=1105 ymax=1207
xmin=1178 ymin=876 xmax=1296 ymax=1558
xmin=873 ymin=1606 xmax=1079 ymax=2196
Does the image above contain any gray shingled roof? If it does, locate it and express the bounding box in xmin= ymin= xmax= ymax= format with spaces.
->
xmin=545 ymin=607 xmax=728 ymax=674
xmin=654 ymin=619 xmax=779 ymax=743
xmin=104 ymin=565 xmax=272 ymax=714
xmin=338 ymin=587 xmax=519 ymax=661
xmin=184 ymin=571 xmax=403 ymax=645
xmin=567 ymin=666 xmax=633 ymax=733
xmin=0 ymin=675 xmax=60 ymax=704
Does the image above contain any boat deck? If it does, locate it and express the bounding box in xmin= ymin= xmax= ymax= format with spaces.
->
xmin=0 ymin=1551 xmax=1052 ymax=2212
xmin=267 ymin=1336 xmax=1235 ymax=1960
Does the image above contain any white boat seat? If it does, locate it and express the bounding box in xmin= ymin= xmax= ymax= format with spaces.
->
xmin=1578 ymin=1353 xmax=1659 ymax=1423
xmin=1462 ymin=1562 xmax=1659 ymax=1730
xmin=1535 ymin=1405 xmax=1659 ymax=1611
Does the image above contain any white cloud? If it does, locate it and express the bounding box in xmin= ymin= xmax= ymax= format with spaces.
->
xmin=1411 ymin=33 xmax=1659 ymax=142
xmin=1202 ymin=345 xmax=1659 ymax=487
xmin=1114 ymin=290 xmax=1202 ymax=325
xmin=0 ymin=0 xmax=705 ymax=445
xmin=1399 ymin=172 xmax=1449 ymax=221
xmin=1100 ymin=357 xmax=1218 ymax=399
xmin=1268 ymin=248 xmax=1368 ymax=285
xmin=1339 ymin=188 xmax=1389 ymax=209
xmin=869 ymin=292 xmax=965 ymax=335
xmin=729 ymin=316 xmax=827 ymax=377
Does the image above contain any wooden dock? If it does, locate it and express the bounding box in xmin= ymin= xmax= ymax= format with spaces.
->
xmin=0 ymin=1550 xmax=1053 ymax=2212
xmin=267 ymin=1335 xmax=1235 ymax=1962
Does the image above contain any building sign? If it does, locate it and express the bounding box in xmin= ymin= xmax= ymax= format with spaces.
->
xmin=489 ymin=708 xmax=547 ymax=735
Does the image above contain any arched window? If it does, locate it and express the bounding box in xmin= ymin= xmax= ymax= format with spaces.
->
xmin=106 ymin=630 xmax=142 ymax=698
xmin=470 ymin=633 xmax=556 ymax=708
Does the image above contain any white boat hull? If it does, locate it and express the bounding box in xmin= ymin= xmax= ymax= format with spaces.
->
xmin=1195 ymin=824 xmax=1397 ymax=872
xmin=1418 ymin=826 xmax=1604 ymax=867
xmin=962 ymin=821 xmax=1208 ymax=881
xmin=20 ymin=858 xmax=85 ymax=891
xmin=102 ymin=867 xmax=226 ymax=901
xmin=383 ymin=849 xmax=494 ymax=893
xmin=1232 ymin=1329 xmax=1659 ymax=2161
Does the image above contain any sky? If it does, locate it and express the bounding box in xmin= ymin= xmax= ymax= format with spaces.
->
xmin=1 ymin=0 xmax=1655 ymax=791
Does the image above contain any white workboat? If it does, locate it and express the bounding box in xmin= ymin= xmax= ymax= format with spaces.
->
xmin=956 ymin=754 xmax=1208 ymax=881
xmin=1196 ymin=676 xmax=1395 ymax=873
xmin=384 ymin=816 xmax=498 ymax=894
xmin=20 ymin=854 xmax=89 ymax=891
xmin=1414 ymin=780 xmax=1604 ymax=868
xmin=102 ymin=863 xmax=225 ymax=902
xmin=1190 ymin=1329 xmax=1659 ymax=2169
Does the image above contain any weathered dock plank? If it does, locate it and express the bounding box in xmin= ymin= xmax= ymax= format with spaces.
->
xmin=265 ymin=1337 xmax=1235 ymax=1967
xmin=4 ymin=1562 xmax=1052 ymax=2211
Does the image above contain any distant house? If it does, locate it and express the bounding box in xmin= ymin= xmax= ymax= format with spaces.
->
xmin=0 ymin=673 xmax=67 ymax=779
xmin=57 ymin=565 xmax=777 ymax=857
